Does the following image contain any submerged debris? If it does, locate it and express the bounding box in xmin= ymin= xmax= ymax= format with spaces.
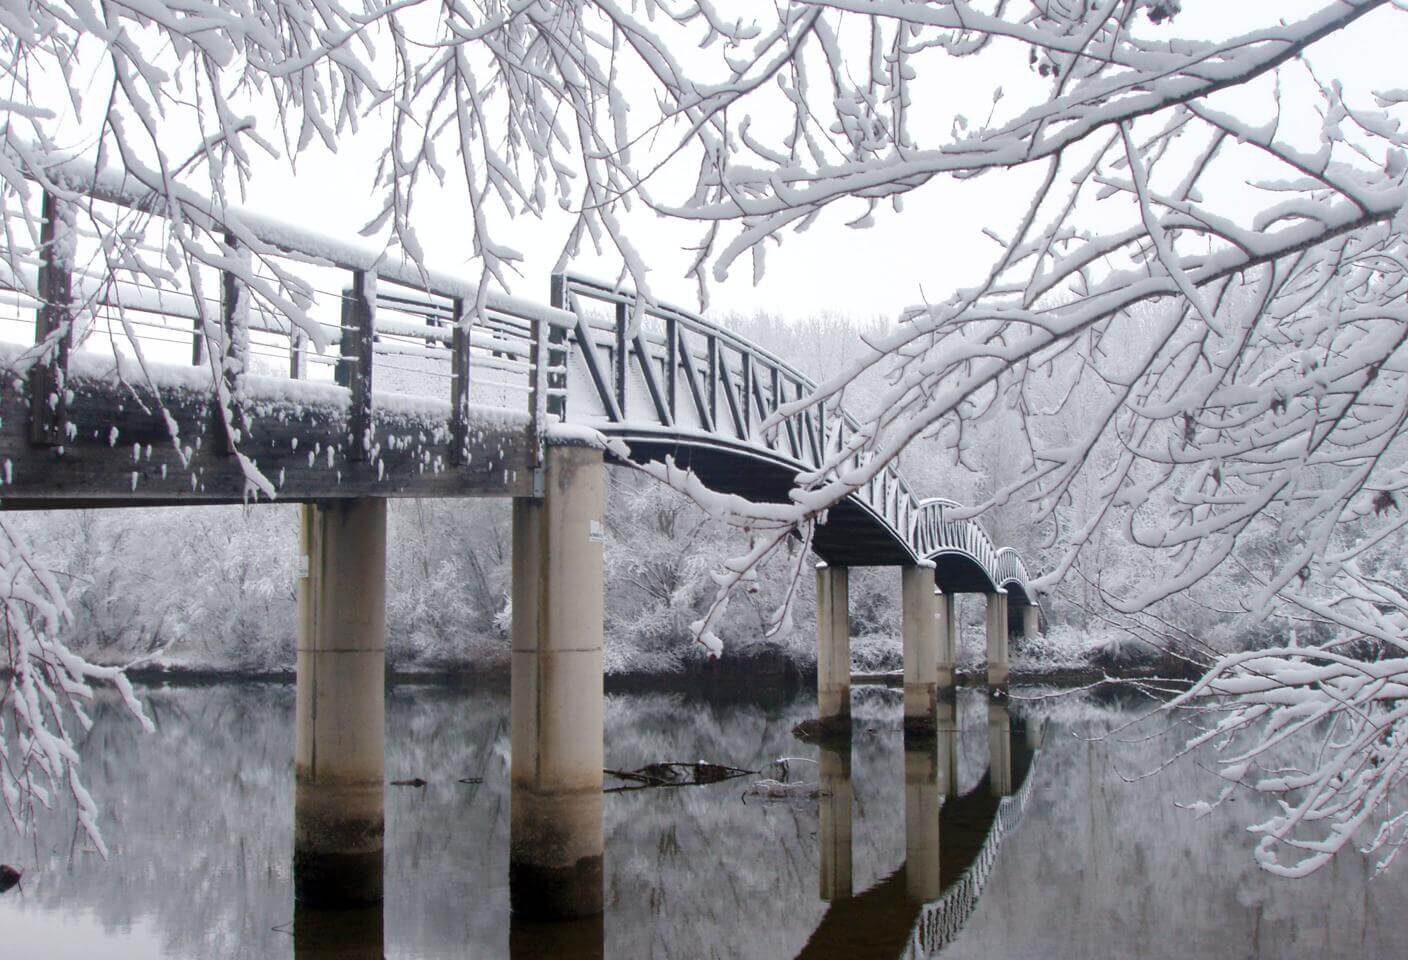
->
xmin=604 ymin=761 xmax=756 ymax=792
xmin=743 ymin=779 xmax=825 ymax=802
xmin=389 ymin=777 xmax=428 ymax=788
xmin=0 ymin=865 xmax=21 ymax=894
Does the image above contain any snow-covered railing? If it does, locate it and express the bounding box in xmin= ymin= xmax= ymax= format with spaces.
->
xmin=0 ymin=174 xmax=568 ymax=468
xmin=551 ymin=272 xmax=918 ymax=546
xmin=911 ymin=497 xmax=1035 ymax=598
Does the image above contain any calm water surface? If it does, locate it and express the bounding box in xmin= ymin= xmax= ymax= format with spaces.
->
xmin=3 ymin=682 xmax=1402 ymax=958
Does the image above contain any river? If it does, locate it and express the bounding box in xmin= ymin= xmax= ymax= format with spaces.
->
xmin=3 ymin=681 xmax=1401 ymax=958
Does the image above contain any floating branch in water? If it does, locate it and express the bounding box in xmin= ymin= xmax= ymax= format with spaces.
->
xmin=604 ymin=761 xmax=756 ymax=793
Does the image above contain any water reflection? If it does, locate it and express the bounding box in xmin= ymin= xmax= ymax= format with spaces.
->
xmin=293 ymin=903 xmax=384 ymax=959
xmin=3 ymin=682 xmax=1404 ymax=959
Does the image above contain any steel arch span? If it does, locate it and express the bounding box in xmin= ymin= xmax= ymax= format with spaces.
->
xmin=552 ymin=274 xmax=1040 ymax=604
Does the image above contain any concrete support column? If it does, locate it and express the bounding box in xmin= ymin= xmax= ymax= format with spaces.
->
xmin=816 ymin=563 xmax=851 ymax=728
xmin=985 ymin=592 xmax=1010 ymax=690
xmin=294 ymin=499 xmax=387 ymax=906
xmin=1022 ymin=603 xmax=1040 ymax=640
xmin=510 ymin=443 xmax=606 ymax=919
xmin=937 ymin=592 xmax=956 ymax=691
xmin=988 ymin=702 xmax=1013 ymax=797
xmin=901 ymin=566 xmax=940 ymax=730
xmin=818 ymin=742 xmax=853 ymax=902
xmin=904 ymin=736 xmax=942 ymax=902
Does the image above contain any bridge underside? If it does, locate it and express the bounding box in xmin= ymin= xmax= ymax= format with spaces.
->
xmin=931 ymin=552 xmax=999 ymax=593
xmin=606 ymin=434 xmax=914 ymax=567
xmin=0 ymin=368 xmax=535 ymax=509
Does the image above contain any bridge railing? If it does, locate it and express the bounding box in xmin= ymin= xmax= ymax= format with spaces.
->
xmin=549 ymin=272 xmax=919 ymax=542
xmin=911 ymin=497 xmax=1006 ymax=587
xmin=0 ymin=172 xmax=571 ymax=467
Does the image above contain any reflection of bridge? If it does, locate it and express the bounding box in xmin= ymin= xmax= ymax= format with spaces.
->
xmin=1 ymin=171 xmax=1042 ymax=917
xmin=799 ymin=703 xmax=1039 ymax=960
xmin=289 ymin=701 xmax=1042 ymax=960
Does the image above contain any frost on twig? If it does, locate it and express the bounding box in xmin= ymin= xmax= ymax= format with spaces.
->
xmin=0 ymin=519 xmax=152 ymax=855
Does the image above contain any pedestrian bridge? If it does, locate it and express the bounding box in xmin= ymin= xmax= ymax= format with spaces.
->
xmin=0 ymin=166 xmax=1045 ymax=917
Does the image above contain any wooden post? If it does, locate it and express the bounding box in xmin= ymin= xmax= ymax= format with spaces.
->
xmin=30 ymin=191 xmax=74 ymax=447
xmin=215 ymin=233 xmax=249 ymax=455
xmin=547 ymin=276 xmax=569 ymax=420
xmin=450 ymin=297 xmax=471 ymax=466
xmin=528 ymin=314 xmax=547 ymax=469
xmin=337 ymin=271 xmax=375 ymax=461
xmin=290 ymin=332 xmax=306 ymax=380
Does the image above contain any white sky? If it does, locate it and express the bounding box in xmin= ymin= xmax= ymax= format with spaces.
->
xmin=159 ymin=1 xmax=1408 ymax=322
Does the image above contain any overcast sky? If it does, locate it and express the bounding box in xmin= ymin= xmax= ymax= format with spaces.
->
xmin=178 ymin=2 xmax=1408 ymax=323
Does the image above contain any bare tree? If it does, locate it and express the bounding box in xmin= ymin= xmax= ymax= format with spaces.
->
xmin=5 ymin=0 xmax=1408 ymax=874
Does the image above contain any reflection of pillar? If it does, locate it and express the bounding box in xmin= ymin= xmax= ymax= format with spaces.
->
xmin=294 ymin=499 xmax=386 ymax=906
xmin=901 ymin=566 xmax=940 ymax=729
xmin=1022 ymin=604 xmax=1040 ymax=640
xmin=904 ymin=736 xmax=942 ymax=902
xmin=293 ymin=903 xmax=384 ymax=959
xmin=988 ymin=702 xmax=1013 ymax=797
xmin=511 ymin=443 xmax=606 ymax=919
xmin=816 ymin=564 xmax=851 ymax=727
xmin=510 ymin=915 xmax=605 ymax=960
xmin=819 ymin=743 xmax=853 ymax=902
xmin=937 ymin=593 xmax=956 ymax=691
xmin=936 ymin=698 xmax=959 ymax=797
xmin=985 ymin=592 xmax=1010 ymax=689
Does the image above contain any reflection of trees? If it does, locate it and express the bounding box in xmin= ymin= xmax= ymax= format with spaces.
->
xmin=941 ymin=697 xmax=1408 ymax=960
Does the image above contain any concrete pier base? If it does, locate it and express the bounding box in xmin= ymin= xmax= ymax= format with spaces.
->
xmin=901 ymin=567 xmax=941 ymax=733
xmin=937 ymin=593 xmax=956 ymax=691
xmin=904 ymin=736 xmax=942 ymax=902
xmin=819 ymin=742 xmax=853 ymax=902
xmin=816 ymin=564 xmax=851 ymax=731
xmin=988 ymin=702 xmax=1013 ymax=797
xmin=510 ymin=444 xmax=606 ymax=919
xmin=1022 ymin=603 xmax=1040 ymax=640
xmin=294 ymin=499 xmax=387 ymax=906
xmin=985 ymin=592 xmax=1010 ymax=690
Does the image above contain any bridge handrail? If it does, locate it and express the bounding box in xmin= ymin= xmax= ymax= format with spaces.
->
xmin=553 ymin=272 xmax=919 ymax=550
xmin=1 ymin=164 xmax=568 ymax=469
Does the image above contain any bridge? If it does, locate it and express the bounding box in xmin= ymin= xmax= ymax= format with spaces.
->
xmin=0 ymin=165 xmax=1044 ymax=917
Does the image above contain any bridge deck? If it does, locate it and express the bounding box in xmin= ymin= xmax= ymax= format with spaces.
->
xmin=0 ymin=348 xmax=534 ymax=508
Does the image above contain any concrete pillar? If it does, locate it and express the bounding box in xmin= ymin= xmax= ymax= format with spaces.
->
xmin=816 ymin=563 xmax=851 ymax=728
xmin=985 ymin=592 xmax=1010 ymax=689
xmin=904 ymin=736 xmax=942 ymax=902
xmin=1022 ymin=603 xmax=1040 ymax=640
xmin=294 ymin=499 xmax=387 ymax=906
xmin=510 ymin=443 xmax=606 ymax=919
xmin=988 ymin=701 xmax=1013 ymax=797
xmin=293 ymin=903 xmax=383 ymax=959
xmin=818 ymin=742 xmax=853 ymax=902
xmin=937 ymin=592 xmax=956 ymax=691
xmin=901 ymin=566 xmax=940 ymax=730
